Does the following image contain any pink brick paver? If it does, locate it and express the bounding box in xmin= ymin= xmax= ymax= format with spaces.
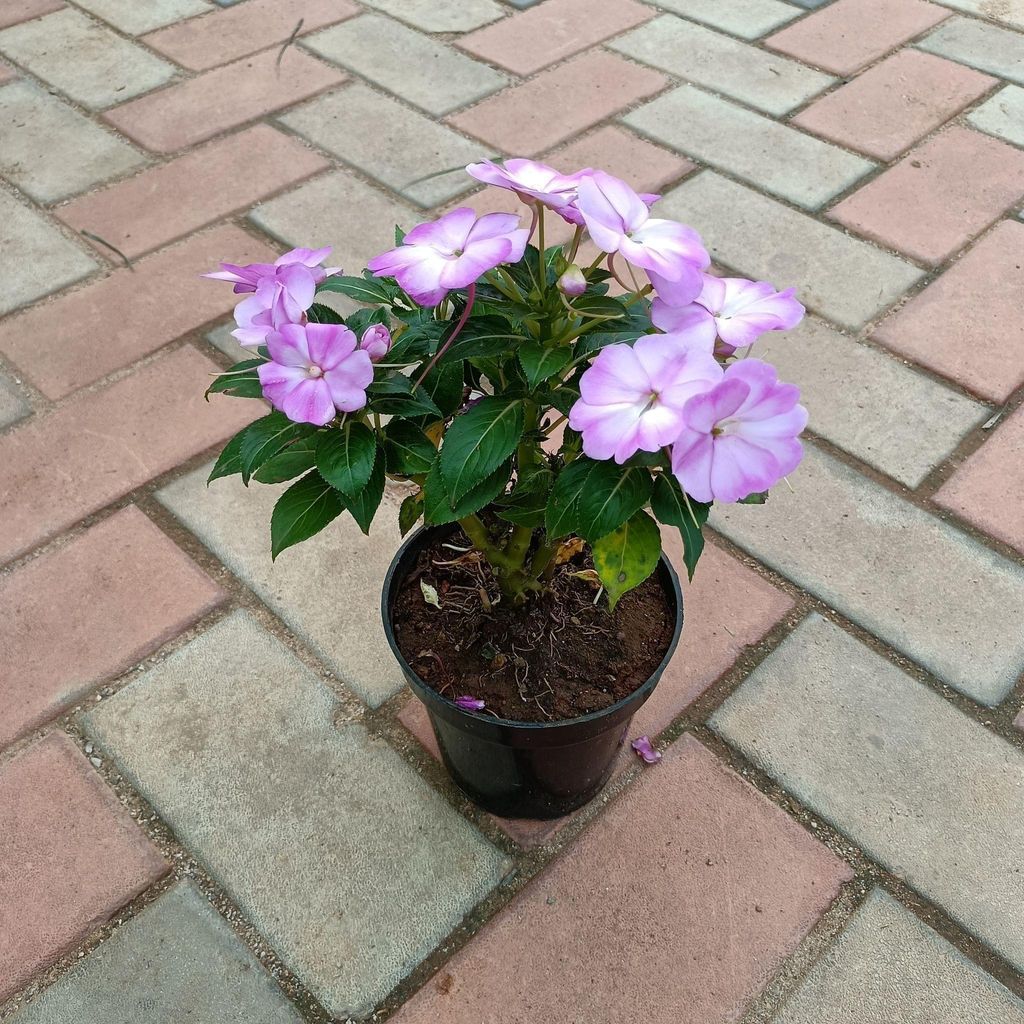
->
xmin=55 ymin=125 xmax=328 ymax=261
xmin=0 ymin=507 xmax=224 ymax=751
xmin=401 ymin=539 xmax=793 ymax=847
xmin=0 ymin=0 xmax=63 ymax=30
xmin=792 ymin=50 xmax=996 ymax=161
xmin=934 ymin=405 xmax=1024 ymax=555
xmin=0 ymin=225 xmax=276 ymax=398
xmin=142 ymin=0 xmax=359 ymax=72
xmin=766 ymin=0 xmax=949 ymax=76
xmin=829 ymin=126 xmax=1024 ymax=266
xmin=448 ymin=50 xmax=667 ymax=155
xmin=103 ymin=47 xmax=346 ymax=153
xmin=393 ymin=738 xmax=852 ymax=1024
xmin=0 ymin=733 xmax=167 ymax=1002
xmin=0 ymin=61 xmax=15 ymax=84
xmin=456 ymin=0 xmax=653 ymax=77
xmin=872 ymin=219 xmax=1024 ymax=402
xmin=0 ymin=346 xmax=254 ymax=565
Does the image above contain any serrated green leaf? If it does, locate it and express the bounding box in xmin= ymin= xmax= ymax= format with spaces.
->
xmin=518 ymin=342 xmax=572 ymax=389
xmin=495 ymin=466 xmax=553 ymax=528
xmin=592 ymin=510 xmax=661 ymax=610
xmin=270 ymin=470 xmax=344 ymax=559
xmin=252 ymin=436 xmax=318 ymax=484
xmin=366 ymin=374 xmax=442 ymax=418
xmin=739 ymin=490 xmax=768 ymax=504
xmin=439 ymin=397 xmax=524 ymax=502
xmin=399 ymin=493 xmax=423 ymax=536
xmin=575 ymin=463 xmax=651 ymax=543
xmin=545 ymin=456 xmax=600 ymax=538
xmin=208 ymin=428 xmax=247 ymax=484
xmin=574 ymin=328 xmax=646 ymax=358
xmin=346 ymin=454 xmax=385 ymax=535
xmin=205 ymin=358 xmax=265 ymax=400
xmin=650 ymin=473 xmax=710 ymax=581
xmin=383 ymin=420 xmax=436 ymax=476
xmin=343 ymin=306 xmax=388 ymax=336
xmin=442 ymin=315 xmax=523 ymax=363
xmin=317 ymin=275 xmax=394 ymax=305
xmin=315 ymin=421 xmax=377 ymax=497
xmin=395 ymin=224 xmax=406 ymax=246
xmin=420 ymin=360 xmax=464 ymax=417
xmin=240 ymin=412 xmax=313 ymax=485
xmin=306 ymin=302 xmax=345 ymax=324
xmin=423 ymin=457 xmax=512 ymax=525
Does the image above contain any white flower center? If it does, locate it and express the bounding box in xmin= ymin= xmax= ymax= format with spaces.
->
xmin=308 ymin=364 xmax=323 ymax=378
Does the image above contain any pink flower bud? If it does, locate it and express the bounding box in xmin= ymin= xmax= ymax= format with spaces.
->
xmin=360 ymin=324 xmax=392 ymax=362
xmin=557 ymin=265 xmax=587 ymax=298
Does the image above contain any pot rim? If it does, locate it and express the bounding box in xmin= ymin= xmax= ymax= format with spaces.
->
xmin=381 ymin=523 xmax=684 ymax=732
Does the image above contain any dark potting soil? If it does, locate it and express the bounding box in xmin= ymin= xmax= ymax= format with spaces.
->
xmin=391 ymin=530 xmax=675 ymax=723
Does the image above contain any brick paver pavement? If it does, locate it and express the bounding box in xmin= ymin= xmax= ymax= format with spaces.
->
xmin=1 ymin=1 xmax=1024 ymax=1022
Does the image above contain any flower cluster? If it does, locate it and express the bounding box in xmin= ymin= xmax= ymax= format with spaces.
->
xmin=204 ymin=156 xmax=807 ymax=607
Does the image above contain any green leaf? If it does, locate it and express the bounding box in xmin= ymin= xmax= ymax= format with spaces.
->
xmin=387 ymin=318 xmax=444 ymax=363
xmin=208 ymin=428 xmax=246 ymax=484
xmin=399 ymin=493 xmax=423 ymax=536
xmin=442 ymin=316 xmax=522 ymax=363
xmin=383 ymin=420 xmax=436 ymax=476
xmin=395 ymin=224 xmax=406 ymax=246
xmin=366 ymin=374 xmax=442 ymax=418
xmin=423 ymin=457 xmax=512 ymax=525
xmin=205 ymin=358 xmax=264 ymax=400
xmin=306 ymin=302 xmax=345 ymax=324
xmin=650 ymin=473 xmax=711 ymax=581
xmin=346 ymin=454 xmax=385 ymax=535
xmin=315 ymin=421 xmax=377 ymax=497
xmin=495 ymin=466 xmax=553 ymax=528
xmin=568 ymin=294 xmax=627 ymax=320
xmin=439 ymin=397 xmax=524 ymax=502
xmin=317 ymin=275 xmax=394 ymax=305
xmin=592 ymin=510 xmax=662 ymax=610
xmin=420 ymin=360 xmax=464 ymax=417
xmin=270 ymin=470 xmax=344 ymax=559
xmin=240 ymin=412 xmax=313 ymax=485
xmin=343 ymin=306 xmax=388 ymax=336
xmin=739 ymin=490 xmax=768 ymax=504
xmin=575 ymin=328 xmax=646 ymax=358
xmin=518 ymin=342 xmax=572 ymax=389
xmin=545 ymin=456 xmax=600 ymax=538
xmin=575 ymin=463 xmax=651 ymax=543
xmin=252 ymin=436 xmax=318 ymax=484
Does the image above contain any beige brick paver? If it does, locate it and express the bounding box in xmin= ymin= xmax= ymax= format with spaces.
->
xmin=4 ymin=0 xmax=1024 ymax=1019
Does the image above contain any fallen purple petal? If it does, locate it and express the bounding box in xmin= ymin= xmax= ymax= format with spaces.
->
xmin=454 ymin=695 xmax=486 ymax=712
xmin=631 ymin=736 xmax=662 ymax=764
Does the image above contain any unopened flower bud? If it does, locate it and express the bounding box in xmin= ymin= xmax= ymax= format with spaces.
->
xmin=360 ymin=324 xmax=392 ymax=362
xmin=557 ymin=265 xmax=587 ymax=297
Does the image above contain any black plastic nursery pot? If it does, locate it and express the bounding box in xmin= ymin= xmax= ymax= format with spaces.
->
xmin=382 ymin=524 xmax=684 ymax=820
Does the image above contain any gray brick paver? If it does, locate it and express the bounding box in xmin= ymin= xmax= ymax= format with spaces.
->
xmin=917 ymin=17 xmax=1024 ymax=85
xmin=658 ymin=171 xmax=924 ymax=330
xmin=609 ymin=15 xmax=836 ymax=116
xmin=968 ymin=84 xmax=1024 ymax=148
xmin=278 ymin=84 xmax=482 ymax=207
xmin=302 ymin=13 xmax=507 ymax=117
xmin=9 ymin=881 xmax=304 ymax=1024
xmin=83 ymin=612 xmax=509 ymax=1020
xmin=711 ymin=444 xmax=1024 ymax=704
xmin=712 ymin=614 xmax=1024 ymax=974
xmin=624 ymin=84 xmax=875 ymax=210
xmin=0 ymin=8 xmax=176 ymax=110
xmin=772 ymin=888 xmax=1024 ymax=1024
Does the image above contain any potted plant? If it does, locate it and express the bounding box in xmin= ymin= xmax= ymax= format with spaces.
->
xmin=203 ymin=160 xmax=806 ymax=819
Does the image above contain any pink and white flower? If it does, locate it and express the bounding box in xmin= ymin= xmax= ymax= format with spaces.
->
xmin=574 ymin=171 xmax=709 ymax=288
xmin=257 ymin=322 xmax=373 ymax=426
xmin=653 ymin=274 xmax=805 ymax=354
xmin=569 ymin=335 xmax=723 ymax=464
xmin=368 ymin=208 xmax=529 ymax=307
xmin=466 ymin=158 xmax=588 ymax=221
xmin=670 ymin=360 xmax=807 ymax=503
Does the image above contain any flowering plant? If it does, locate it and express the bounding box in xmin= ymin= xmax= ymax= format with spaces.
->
xmin=205 ymin=161 xmax=806 ymax=608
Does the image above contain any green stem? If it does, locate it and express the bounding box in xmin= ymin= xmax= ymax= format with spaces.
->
xmin=537 ymin=208 xmax=546 ymax=290
xmin=566 ymin=225 xmax=583 ymax=263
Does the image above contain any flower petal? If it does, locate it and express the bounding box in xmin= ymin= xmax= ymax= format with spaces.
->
xmin=280 ymin=378 xmax=337 ymax=426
